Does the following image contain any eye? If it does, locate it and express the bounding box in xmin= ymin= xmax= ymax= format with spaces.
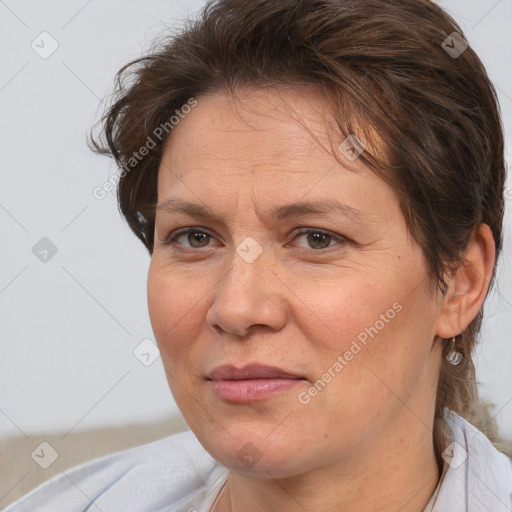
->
xmin=163 ymin=227 xmax=346 ymax=251
xmin=165 ymin=227 xmax=215 ymax=248
xmin=291 ymin=228 xmax=346 ymax=250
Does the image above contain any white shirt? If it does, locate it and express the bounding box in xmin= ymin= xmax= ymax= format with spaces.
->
xmin=5 ymin=410 xmax=511 ymax=512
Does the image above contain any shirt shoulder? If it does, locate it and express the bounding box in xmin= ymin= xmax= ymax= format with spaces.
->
xmin=4 ymin=429 xmax=228 ymax=512
xmin=432 ymin=410 xmax=512 ymax=512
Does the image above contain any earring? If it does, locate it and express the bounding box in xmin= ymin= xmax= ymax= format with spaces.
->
xmin=446 ymin=336 xmax=463 ymax=365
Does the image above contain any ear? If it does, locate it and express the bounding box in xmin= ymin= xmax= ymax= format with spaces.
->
xmin=435 ymin=223 xmax=496 ymax=339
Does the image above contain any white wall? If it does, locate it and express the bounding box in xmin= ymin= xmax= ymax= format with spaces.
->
xmin=0 ymin=0 xmax=511 ymax=443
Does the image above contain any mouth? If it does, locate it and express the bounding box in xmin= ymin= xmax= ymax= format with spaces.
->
xmin=206 ymin=364 xmax=307 ymax=403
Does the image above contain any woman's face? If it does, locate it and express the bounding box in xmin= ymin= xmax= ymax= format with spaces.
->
xmin=148 ymin=87 xmax=444 ymax=477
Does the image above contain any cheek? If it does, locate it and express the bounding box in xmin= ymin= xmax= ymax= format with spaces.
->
xmin=147 ymin=263 xmax=201 ymax=353
xmin=288 ymin=256 xmax=436 ymax=385
xmin=284 ymin=268 xmax=397 ymax=359
xmin=147 ymin=264 xmax=174 ymax=337
xmin=147 ymin=265 xmax=207 ymax=410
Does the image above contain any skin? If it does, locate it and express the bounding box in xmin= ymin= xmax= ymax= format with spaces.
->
xmin=147 ymin=86 xmax=495 ymax=512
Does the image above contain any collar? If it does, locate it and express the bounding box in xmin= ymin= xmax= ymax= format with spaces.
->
xmin=424 ymin=409 xmax=512 ymax=512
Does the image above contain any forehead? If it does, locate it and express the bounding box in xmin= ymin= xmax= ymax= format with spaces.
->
xmin=156 ymin=86 xmax=395 ymax=219
xmin=167 ymin=87 xmax=351 ymax=165
xmin=181 ymin=85 xmax=335 ymax=135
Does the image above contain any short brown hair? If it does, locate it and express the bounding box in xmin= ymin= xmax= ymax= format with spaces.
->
xmin=89 ymin=0 xmax=506 ymax=461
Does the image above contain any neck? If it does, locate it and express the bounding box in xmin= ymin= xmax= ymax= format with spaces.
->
xmin=214 ymin=414 xmax=440 ymax=512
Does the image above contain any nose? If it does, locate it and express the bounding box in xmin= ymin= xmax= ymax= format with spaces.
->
xmin=206 ymin=247 xmax=288 ymax=338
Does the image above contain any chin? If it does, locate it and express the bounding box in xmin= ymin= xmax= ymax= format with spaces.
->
xmin=191 ymin=419 xmax=316 ymax=477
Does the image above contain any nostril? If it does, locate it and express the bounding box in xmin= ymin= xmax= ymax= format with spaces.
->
xmin=222 ymin=326 xmax=249 ymax=337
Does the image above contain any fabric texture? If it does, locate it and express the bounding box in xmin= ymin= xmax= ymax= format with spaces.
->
xmin=423 ymin=409 xmax=512 ymax=512
xmin=5 ymin=410 xmax=511 ymax=512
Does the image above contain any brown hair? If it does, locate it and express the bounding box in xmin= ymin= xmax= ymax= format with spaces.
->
xmin=89 ymin=0 xmax=506 ymax=462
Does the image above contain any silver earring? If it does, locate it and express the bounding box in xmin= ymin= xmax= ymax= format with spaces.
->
xmin=446 ymin=336 xmax=463 ymax=365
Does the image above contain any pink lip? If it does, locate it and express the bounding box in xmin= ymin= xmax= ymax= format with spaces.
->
xmin=207 ymin=364 xmax=306 ymax=402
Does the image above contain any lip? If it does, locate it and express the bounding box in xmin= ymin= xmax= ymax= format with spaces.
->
xmin=207 ymin=364 xmax=307 ymax=402
xmin=207 ymin=364 xmax=304 ymax=381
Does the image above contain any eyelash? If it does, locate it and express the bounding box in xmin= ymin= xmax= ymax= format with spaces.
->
xmin=163 ymin=227 xmax=346 ymax=251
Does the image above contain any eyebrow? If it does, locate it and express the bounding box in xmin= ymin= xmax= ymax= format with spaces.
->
xmin=156 ymin=198 xmax=368 ymax=223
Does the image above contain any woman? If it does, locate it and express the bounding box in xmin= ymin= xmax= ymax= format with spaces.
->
xmin=6 ymin=0 xmax=511 ymax=510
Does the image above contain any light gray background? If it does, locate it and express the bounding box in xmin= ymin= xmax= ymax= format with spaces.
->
xmin=1 ymin=0 xmax=511 ymax=443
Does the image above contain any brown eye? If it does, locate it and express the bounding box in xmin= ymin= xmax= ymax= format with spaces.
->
xmin=307 ymin=231 xmax=332 ymax=249
xmin=187 ymin=231 xmax=210 ymax=248
xmin=167 ymin=228 xmax=213 ymax=248
xmin=291 ymin=228 xmax=346 ymax=250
